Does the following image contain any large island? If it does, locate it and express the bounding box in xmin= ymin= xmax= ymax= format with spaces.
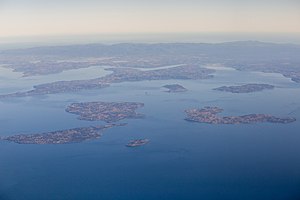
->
xmin=185 ymin=106 xmax=296 ymax=124
xmin=66 ymin=101 xmax=144 ymax=122
xmin=1 ymin=124 xmax=124 ymax=144
xmin=213 ymin=84 xmax=275 ymax=93
xmin=0 ymin=65 xmax=213 ymax=98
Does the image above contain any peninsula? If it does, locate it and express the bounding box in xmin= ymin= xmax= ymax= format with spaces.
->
xmin=66 ymin=102 xmax=144 ymax=122
xmin=185 ymin=106 xmax=296 ymax=124
xmin=2 ymin=124 xmax=124 ymax=144
xmin=0 ymin=65 xmax=214 ymax=98
xmin=214 ymin=84 xmax=275 ymax=93
xmin=163 ymin=84 xmax=188 ymax=93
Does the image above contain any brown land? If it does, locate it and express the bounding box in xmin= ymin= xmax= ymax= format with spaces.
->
xmin=185 ymin=106 xmax=296 ymax=124
xmin=163 ymin=84 xmax=188 ymax=93
xmin=66 ymin=102 xmax=144 ymax=123
xmin=214 ymin=84 xmax=275 ymax=93
xmin=2 ymin=124 xmax=125 ymax=144
xmin=0 ymin=65 xmax=213 ymax=98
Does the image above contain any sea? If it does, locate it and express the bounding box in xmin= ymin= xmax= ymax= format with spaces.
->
xmin=0 ymin=62 xmax=300 ymax=200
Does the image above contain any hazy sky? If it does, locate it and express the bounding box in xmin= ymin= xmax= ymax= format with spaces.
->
xmin=0 ymin=0 xmax=299 ymax=37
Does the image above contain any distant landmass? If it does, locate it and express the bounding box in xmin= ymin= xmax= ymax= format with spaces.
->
xmin=214 ymin=83 xmax=275 ymax=93
xmin=185 ymin=106 xmax=296 ymax=124
xmin=1 ymin=41 xmax=300 ymax=83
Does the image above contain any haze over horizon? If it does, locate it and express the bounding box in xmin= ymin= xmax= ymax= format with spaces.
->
xmin=0 ymin=0 xmax=299 ymax=39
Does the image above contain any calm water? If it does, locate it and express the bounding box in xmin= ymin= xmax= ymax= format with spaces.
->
xmin=0 ymin=66 xmax=300 ymax=200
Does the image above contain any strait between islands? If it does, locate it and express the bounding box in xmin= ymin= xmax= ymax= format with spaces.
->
xmin=1 ymin=102 xmax=297 ymax=145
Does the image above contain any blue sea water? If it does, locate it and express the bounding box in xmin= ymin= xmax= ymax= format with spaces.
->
xmin=0 ymin=65 xmax=300 ymax=200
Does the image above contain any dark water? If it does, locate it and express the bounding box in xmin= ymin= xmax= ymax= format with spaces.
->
xmin=0 ymin=66 xmax=300 ymax=200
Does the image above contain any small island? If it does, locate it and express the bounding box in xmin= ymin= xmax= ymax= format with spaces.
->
xmin=126 ymin=139 xmax=150 ymax=147
xmin=66 ymin=102 xmax=144 ymax=123
xmin=185 ymin=106 xmax=296 ymax=124
xmin=2 ymin=124 xmax=124 ymax=144
xmin=213 ymin=84 xmax=275 ymax=93
xmin=163 ymin=84 xmax=188 ymax=93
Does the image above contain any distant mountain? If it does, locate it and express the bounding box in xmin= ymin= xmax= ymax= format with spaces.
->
xmin=1 ymin=41 xmax=299 ymax=58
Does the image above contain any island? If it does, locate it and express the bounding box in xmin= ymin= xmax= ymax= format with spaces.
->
xmin=1 ymin=124 xmax=125 ymax=144
xmin=185 ymin=106 xmax=296 ymax=124
xmin=0 ymin=65 xmax=214 ymax=98
xmin=126 ymin=139 xmax=150 ymax=147
xmin=213 ymin=84 xmax=275 ymax=93
xmin=66 ymin=102 xmax=144 ymax=123
xmin=163 ymin=84 xmax=188 ymax=93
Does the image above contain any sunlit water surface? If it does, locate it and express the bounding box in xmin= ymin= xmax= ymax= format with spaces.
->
xmin=0 ymin=65 xmax=300 ymax=200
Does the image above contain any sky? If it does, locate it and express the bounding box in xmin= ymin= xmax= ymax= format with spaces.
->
xmin=0 ymin=0 xmax=299 ymax=38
